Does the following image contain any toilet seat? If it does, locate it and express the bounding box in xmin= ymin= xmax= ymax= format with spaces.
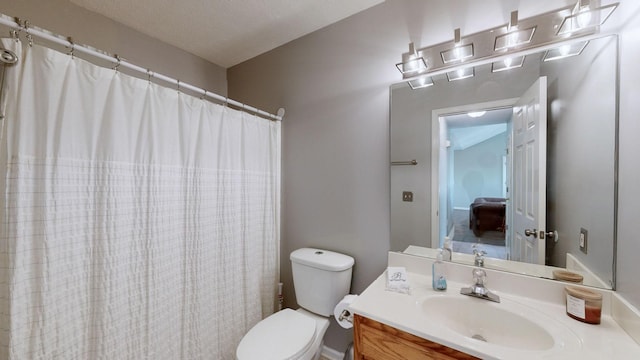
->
xmin=236 ymin=308 xmax=317 ymax=360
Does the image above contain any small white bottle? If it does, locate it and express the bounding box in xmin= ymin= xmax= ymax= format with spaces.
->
xmin=432 ymin=249 xmax=447 ymax=291
xmin=442 ymin=236 xmax=452 ymax=262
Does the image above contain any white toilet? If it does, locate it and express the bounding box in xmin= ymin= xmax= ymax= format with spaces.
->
xmin=236 ymin=248 xmax=355 ymax=360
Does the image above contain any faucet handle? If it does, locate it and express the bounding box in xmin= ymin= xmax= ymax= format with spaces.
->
xmin=472 ymin=245 xmax=486 ymax=266
xmin=472 ymin=244 xmax=487 ymax=256
xmin=472 ymin=268 xmax=487 ymax=286
xmin=474 ymin=250 xmax=487 ymax=261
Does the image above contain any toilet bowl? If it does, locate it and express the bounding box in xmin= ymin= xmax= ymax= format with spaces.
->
xmin=236 ymin=248 xmax=354 ymax=360
xmin=236 ymin=308 xmax=329 ymax=360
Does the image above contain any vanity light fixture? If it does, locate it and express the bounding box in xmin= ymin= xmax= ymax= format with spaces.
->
xmin=557 ymin=1 xmax=618 ymax=35
xmin=396 ymin=42 xmax=428 ymax=75
xmin=494 ymin=11 xmax=536 ymax=51
xmin=397 ymin=3 xmax=617 ymax=90
xmin=441 ymin=28 xmax=474 ymax=64
xmin=446 ymin=67 xmax=474 ymax=82
xmin=408 ymin=76 xmax=434 ymax=90
xmin=543 ymin=41 xmax=589 ymax=61
xmin=491 ymin=55 xmax=525 ymax=72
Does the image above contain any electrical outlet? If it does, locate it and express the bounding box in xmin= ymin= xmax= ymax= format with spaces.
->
xmin=402 ymin=191 xmax=413 ymax=202
xmin=579 ymin=228 xmax=588 ymax=254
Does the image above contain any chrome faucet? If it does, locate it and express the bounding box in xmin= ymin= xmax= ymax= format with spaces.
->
xmin=473 ymin=247 xmax=486 ymax=267
xmin=460 ymin=268 xmax=500 ymax=303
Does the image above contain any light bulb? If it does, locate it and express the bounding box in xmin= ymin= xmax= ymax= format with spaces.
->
xmin=559 ymin=45 xmax=571 ymax=56
xmin=507 ymin=32 xmax=519 ymax=47
xmin=504 ymin=57 xmax=513 ymax=67
xmin=457 ymin=69 xmax=464 ymax=77
xmin=407 ymin=58 xmax=419 ymax=72
xmin=453 ymin=47 xmax=462 ymax=60
xmin=576 ymin=7 xmax=592 ymax=29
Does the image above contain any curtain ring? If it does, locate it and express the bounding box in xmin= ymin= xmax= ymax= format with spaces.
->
xmin=13 ymin=18 xmax=24 ymax=42
xmin=23 ymin=20 xmax=33 ymax=47
xmin=113 ymin=54 xmax=121 ymax=72
xmin=146 ymin=69 xmax=153 ymax=83
xmin=10 ymin=29 xmax=19 ymax=43
xmin=201 ymin=90 xmax=207 ymax=100
xmin=66 ymin=37 xmax=75 ymax=58
xmin=177 ymin=80 xmax=181 ymax=93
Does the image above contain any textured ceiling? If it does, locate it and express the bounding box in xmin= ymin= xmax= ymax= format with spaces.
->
xmin=69 ymin=0 xmax=385 ymax=68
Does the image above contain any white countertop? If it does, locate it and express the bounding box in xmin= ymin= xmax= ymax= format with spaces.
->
xmin=349 ymin=271 xmax=640 ymax=359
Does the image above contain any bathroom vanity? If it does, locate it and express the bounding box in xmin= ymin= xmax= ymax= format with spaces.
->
xmin=349 ymin=252 xmax=640 ymax=359
xmin=353 ymin=314 xmax=477 ymax=359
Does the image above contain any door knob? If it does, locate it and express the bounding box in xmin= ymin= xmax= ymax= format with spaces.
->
xmin=542 ymin=230 xmax=558 ymax=243
xmin=524 ymin=228 xmax=537 ymax=238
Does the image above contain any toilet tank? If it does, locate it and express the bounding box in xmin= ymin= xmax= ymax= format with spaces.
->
xmin=290 ymin=248 xmax=355 ymax=317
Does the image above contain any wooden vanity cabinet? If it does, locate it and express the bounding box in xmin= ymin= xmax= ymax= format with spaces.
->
xmin=353 ymin=315 xmax=479 ymax=360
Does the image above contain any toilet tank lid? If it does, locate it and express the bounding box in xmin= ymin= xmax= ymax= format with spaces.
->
xmin=290 ymin=248 xmax=355 ymax=271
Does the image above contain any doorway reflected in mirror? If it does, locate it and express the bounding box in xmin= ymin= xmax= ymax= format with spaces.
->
xmin=441 ymin=108 xmax=512 ymax=260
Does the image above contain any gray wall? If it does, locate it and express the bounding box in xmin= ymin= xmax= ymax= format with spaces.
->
xmin=389 ymin=84 xmax=432 ymax=251
xmin=617 ymin=2 xmax=640 ymax=309
xmin=229 ymin=4 xmax=396 ymax=350
xmin=228 ymin=0 xmax=640 ymax=352
xmin=0 ymin=0 xmax=227 ymax=95
xmin=542 ymin=36 xmax=617 ymax=284
xmin=453 ymin=133 xmax=507 ymax=209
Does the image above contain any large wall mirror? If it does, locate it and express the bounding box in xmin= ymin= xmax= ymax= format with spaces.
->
xmin=390 ymin=34 xmax=618 ymax=289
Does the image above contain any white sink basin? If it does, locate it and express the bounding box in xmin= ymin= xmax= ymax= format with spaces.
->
xmin=420 ymin=294 xmax=581 ymax=352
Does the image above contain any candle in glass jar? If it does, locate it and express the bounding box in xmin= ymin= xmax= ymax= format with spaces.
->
xmin=565 ymin=286 xmax=603 ymax=325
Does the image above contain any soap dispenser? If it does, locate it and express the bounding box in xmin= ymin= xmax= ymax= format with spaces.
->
xmin=432 ymin=249 xmax=447 ymax=291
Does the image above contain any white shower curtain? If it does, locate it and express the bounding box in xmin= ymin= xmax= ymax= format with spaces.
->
xmin=0 ymin=39 xmax=280 ymax=359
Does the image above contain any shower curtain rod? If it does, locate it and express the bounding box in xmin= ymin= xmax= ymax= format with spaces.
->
xmin=0 ymin=14 xmax=284 ymax=121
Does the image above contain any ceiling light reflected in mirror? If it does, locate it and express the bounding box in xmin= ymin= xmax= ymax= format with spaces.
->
xmin=543 ymin=41 xmax=589 ymax=61
xmin=467 ymin=111 xmax=487 ymax=118
xmin=447 ymin=67 xmax=474 ymax=82
xmin=492 ymin=56 xmax=525 ymax=72
xmin=408 ymin=76 xmax=434 ymax=90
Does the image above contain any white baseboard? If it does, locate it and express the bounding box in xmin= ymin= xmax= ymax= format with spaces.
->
xmin=321 ymin=344 xmax=345 ymax=360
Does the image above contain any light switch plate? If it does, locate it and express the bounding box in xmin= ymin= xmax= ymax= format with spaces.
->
xmin=579 ymin=228 xmax=588 ymax=254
